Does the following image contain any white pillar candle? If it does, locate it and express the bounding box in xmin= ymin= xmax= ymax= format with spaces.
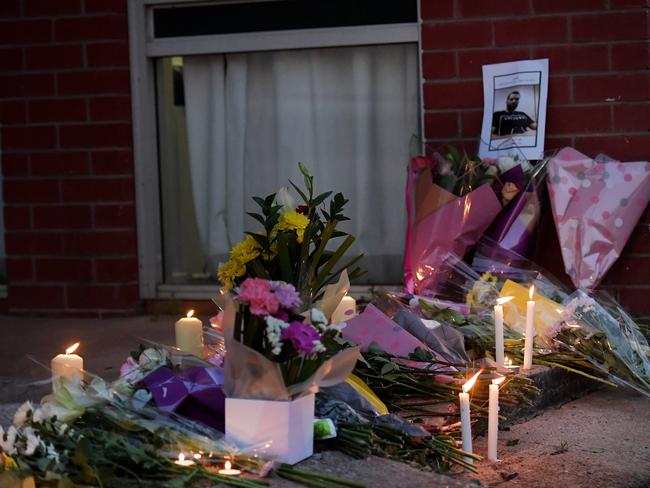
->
xmin=51 ymin=342 xmax=84 ymax=390
xmin=487 ymin=376 xmax=505 ymax=462
xmin=523 ymin=286 xmax=535 ymax=371
xmin=175 ymin=310 xmax=204 ymax=357
xmin=459 ymin=369 xmax=482 ymax=464
xmin=331 ymin=295 xmax=356 ymax=324
xmin=494 ymin=297 xmax=513 ymax=367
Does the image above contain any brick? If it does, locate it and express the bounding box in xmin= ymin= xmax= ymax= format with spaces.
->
xmin=624 ymin=225 xmax=650 ymax=254
xmin=0 ymin=20 xmax=52 ymax=44
xmin=4 ymin=179 xmax=60 ymax=203
xmin=54 ymin=16 xmax=127 ymax=41
xmin=1 ymin=154 xmax=29 ymax=177
xmin=420 ymin=0 xmax=454 ymax=19
xmin=424 ymin=80 xmax=483 ymax=109
xmin=5 ymin=232 xmax=63 ymax=255
xmin=33 ymin=205 xmax=92 ymax=229
xmin=66 ymin=284 xmax=139 ymax=308
xmin=532 ymin=45 xmax=609 ymax=74
xmin=85 ymin=0 xmax=128 ymax=14
xmin=573 ymin=73 xmax=650 ymax=102
xmin=546 ymin=105 xmax=612 ymax=134
xmin=610 ymin=0 xmax=649 ymax=7
xmin=422 ymin=51 xmax=456 ymax=80
xmin=545 ymin=135 xmax=574 ymax=150
xmin=57 ymin=70 xmax=130 ymax=95
xmin=611 ymin=42 xmax=650 ymax=70
xmin=460 ymin=110 xmax=484 ymax=136
xmin=604 ymin=256 xmax=650 ymax=285
xmin=0 ymin=0 xmax=20 ymax=16
xmin=25 ymin=44 xmax=83 ymax=70
xmin=574 ymin=134 xmax=650 ymax=161
xmin=63 ymin=230 xmax=137 ymax=255
xmin=421 ymin=21 xmax=492 ymax=50
xmin=572 ymin=12 xmax=649 ymax=42
xmin=0 ymin=73 xmax=55 ymax=97
xmin=89 ymin=96 xmax=131 ymax=121
xmin=617 ymin=288 xmax=650 ymax=315
xmin=91 ymin=150 xmax=133 ymax=174
xmin=4 ymin=206 xmax=31 ymax=230
xmin=9 ymin=285 xmax=65 ymax=308
xmin=24 ymin=0 xmax=81 ymax=16
xmin=0 ymin=100 xmax=26 ymax=125
xmin=36 ymin=258 xmax=92 ymax=282
xmin=548 ymin=76 xmax=572 ymax=105
xmin=494 ymin=17 xmax=568 ymax=46
xmin=94 ymin=204 xmax=136 ymax=227
xmin=533 ymin=0 xmax=607 ymax=12
xmin=61 ymin=177 xmax=134 ymax=202
xmin=28 ymin=98 xmax=86 ymax=123
xmin=424 ymin=112 xmax=459 ymax=138
xmin=95 ymin=257 xmax=138 ymax=282
xmin=31 ymin=152 xmax=89 ymax=176
xmin=86 ymin=42 xmax=129 ymax=67
xmin=1 ymin=126 xmax=57 ymax=150
xmin=0 ymin=48 xmax=23 ymax=71
xmin=457 ymin=48 xmax=530 ymax=78
xmin=6 ymin=258 xmax=33 ymax=281
xmin=59 ymin=123 xmax=132 ymax=148
xmin=614 ymin=104 xmax=650 ymax=131
xmin=459 ymin=0 xmax=529 ymax=16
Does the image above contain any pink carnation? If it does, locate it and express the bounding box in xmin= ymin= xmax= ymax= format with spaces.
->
xmin=237 ymin=277 xmax=280 ymax=316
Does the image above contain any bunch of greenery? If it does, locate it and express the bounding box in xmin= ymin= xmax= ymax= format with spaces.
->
xmin=218 ymin=163 xmax=365 ymax=306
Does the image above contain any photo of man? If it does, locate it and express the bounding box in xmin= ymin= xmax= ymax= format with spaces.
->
xmin=491 ymin=91 xmax=537 ymax=136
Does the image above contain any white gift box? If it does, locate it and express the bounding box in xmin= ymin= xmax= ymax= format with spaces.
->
xmin=225 ymin=393 xmax=314 ymax=465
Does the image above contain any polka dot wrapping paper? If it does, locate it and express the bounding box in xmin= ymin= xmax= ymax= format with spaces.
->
xmin=547 ymin=147 xmax=650 ymax=290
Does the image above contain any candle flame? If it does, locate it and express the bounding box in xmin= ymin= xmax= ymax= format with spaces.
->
xmin=492 ymin=376 xmax=506 ymax=385
xmin=193 ymin=453 xmax=202 ymax=460
xmin=496 ymin=296 xmax=514 ymax=305
xmin=555 ymin=308 xmax=563 ymax=315
xmin=178 ymin=453 xmax=185 ymax=462
xmin=529 ymin=285 xmax=535 ymax=301
xmin=224 ymin=461 xmax=232 ymax=470
xmin=505 ymin=356 xmax=513 ymax=367
xmin=65 ymin=342 xmax=80 ymax=355
xmin=462 ymin=369 xmax=482 ymax=393
xmin=186 ymin=310 xmax=195 ymax=318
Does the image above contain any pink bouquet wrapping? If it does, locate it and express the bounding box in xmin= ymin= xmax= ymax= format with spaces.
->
xmin=547 ymin=147 xmax=650 ymax=290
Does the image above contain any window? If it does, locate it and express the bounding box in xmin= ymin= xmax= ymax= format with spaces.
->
xmin=129 ymin=0 xmax=422 ymax=298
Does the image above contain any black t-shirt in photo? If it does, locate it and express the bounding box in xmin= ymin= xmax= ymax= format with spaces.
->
xmin=492 ymin=111 xmax=533 ymax=136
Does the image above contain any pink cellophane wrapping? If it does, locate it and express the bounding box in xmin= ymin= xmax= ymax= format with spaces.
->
xmin=547 ymin=147 xmax=650 ymax=290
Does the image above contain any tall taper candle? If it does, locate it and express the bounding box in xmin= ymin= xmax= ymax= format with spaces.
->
xmin=494 ymin=297 xmax=513 ymax=367
xmin=522 ymin=286 xmax=535 ymax=371
xmin=459 ymin=370 xmax=482 ymax=464
xmin=487 ymin=376 xmax=505 ymax=461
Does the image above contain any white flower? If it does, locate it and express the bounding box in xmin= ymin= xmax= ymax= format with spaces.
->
xmin=312 ymin=340 xmax=326 ymax=353
xmin=46 ymin=443 xmax=60 ymax=464
xmin=139 ymin=348 xmax=167 ymax=367
xmin=265 ymin=315 xmax=289 ymax=355
xmin=22 ymin=427 xmax=41 ymax=456
xmin=1 ymin=426 xmax=18 ymax=455
xmin=275 ymin=186 xmax=296 ymax=214
xmin=13 ymin=401 xmax=34 ymax=428
xmin=310 ymin=308 xmax=327 ymax=327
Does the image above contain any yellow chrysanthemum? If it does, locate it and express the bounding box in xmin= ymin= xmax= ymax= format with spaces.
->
xmin=2 ymin=455 xmax=17 ymax=470
xmin=230 ymin=234 xmax=262 ymax=264
xmin=274 ymin=211 xmax=309 ymax=243
xmin=217 ymin=258 xmax=246 ymax=290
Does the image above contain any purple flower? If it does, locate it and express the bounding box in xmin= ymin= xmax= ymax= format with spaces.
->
xmin=270 ymin=281 xmax=302 ymax=310
xmin=281 ymin=321 xmax=321 ymax=354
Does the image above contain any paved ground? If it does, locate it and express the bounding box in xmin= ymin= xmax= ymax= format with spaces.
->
xmin=0 ymin=315 xmax=649 ymax=487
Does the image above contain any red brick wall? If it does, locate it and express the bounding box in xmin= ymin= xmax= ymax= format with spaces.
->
xmin=0 ymin=0 xmax=140 ymax=316
xmin=421 ymin=0 xmax=650 ymax=315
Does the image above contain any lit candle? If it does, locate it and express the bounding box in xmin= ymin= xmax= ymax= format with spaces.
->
xmin=331 ymin=295 xmax=356 ymax=324
xmin=218 ymin=460 xmax=241 ymax=476
xmin=175 ymin=310 xmax=204 ymax=357
xmin=494 ymin=297 xmax=514 ymax=367
xmin=522 ymin=286 xmax=535 ymax=371
xmin=174 ymin=453 xmax=195 ymax=467
xmin=459 ymin=369 xmax=482 ymax=464
xmin=487 ymin=376 xmax=506 ymax=462
xmin=51 ymin=342 xmax=84 ymax=390
xmin=504 ymin=355 xmax=518 ymax=370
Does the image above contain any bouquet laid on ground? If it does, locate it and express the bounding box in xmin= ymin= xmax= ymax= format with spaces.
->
xmin=547 ymin=147 xmax=650 ymax=290
xmin=404 ymin=146 xmax=547 ymax=296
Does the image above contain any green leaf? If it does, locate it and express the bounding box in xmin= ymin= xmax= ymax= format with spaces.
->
xmin=380 ymin=362 xmax=398 ymax=375
xmin=311 ymin=234 xmax=356 ymax=293
xmin=289 ymin=179 xmax=309 ymax=205
xmin=277 ymin=232 xmax=294 ymax=283
xmin=252 ymin=196 xmax=266 ymax=208
xmin=328 ymin=253 xmax=365 ymax=281
xmin=249 ymin=259 xmax=270 ymax=279
xmin=347 ymin=267 xmax=367 ymax=282
xmin=246 ymin=212 xmax=266 ymax=226
xmin=312 ymin=191 xmax=333 ymax=207
xmin=298 ymin=161 xmax=310 ymax=178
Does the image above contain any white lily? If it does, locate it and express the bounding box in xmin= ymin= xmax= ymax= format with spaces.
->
xmin=275 ymin=186 xmax=296 ymax=214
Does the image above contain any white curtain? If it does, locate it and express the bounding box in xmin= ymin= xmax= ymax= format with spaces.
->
xmin=183 ymin=44 xmax=418 ymax=283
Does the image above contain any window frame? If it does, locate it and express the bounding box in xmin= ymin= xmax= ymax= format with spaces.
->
xmin=128 ymin=0 xmax=424 ymax=299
